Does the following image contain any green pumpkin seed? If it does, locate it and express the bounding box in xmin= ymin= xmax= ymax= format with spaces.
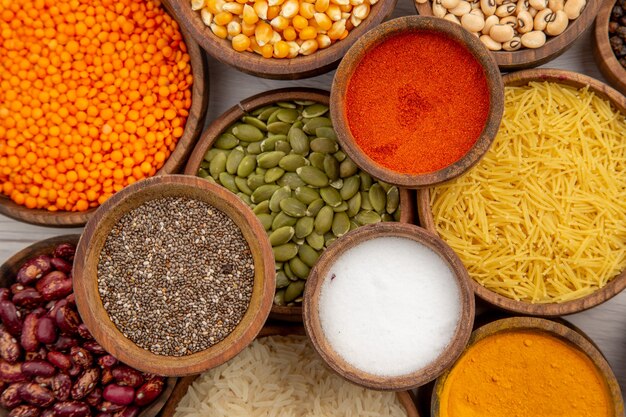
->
xmin=253 ymin=200 xmax=270 ymax=215
xmin=238 ymin=193 xmax=252 ymax=205
xmin=274 ymin=140 xmax=292 ymax=154
xmin=284 ymin=280 xmax=305 ymax=302
xmin=288 ymin=127 xmax=310 ymax=155
xmin=233 ymin=124 xmax=264 ymax=142
xmin=297 ymin=166 xmax=328 ymax=187
xmin=257 ymin=151 xmax=286 ymax=169
xmin=272 ymin=211 xmax=297 ymax=229
xmin=260 ymin=136 xmax=281 ymax=152
xmin=273 ymin=243 xmax=299 ymax=262
xmin=289 ymin=257 xmax=310 ymax=279
xmin=291 ymin=120 xmax=304 ymax=129
xmin=226 ymin=148 xmax=244 ymax=174
xmin=323 ymin=154 xmax=339 ymax=180
xmin=333 ymin=201 xmax=348 ymax=212
xmin=340 ymin=175 xmax=360 ymax=200
xmin=306 ymin=232 xmax=325 ymax=250
xmin=247 ymin=174 xmax=266 ymax=191
xmin=235 ymin=176 xmax=252 ymax=195
xmin=267 ymin=121 xmax=291 ymax=135
xmin=267 ymin=109 xmax=281 ymax=124
xmin=269 ymin=226 xmax=295 ymax=246
xmin=350 ymin=220 xmax=359 ymax=231
xmin=346 ymin=192 xmax=362 ymax=217
xmin=274 ymin=289 xmax=286 ymax=306
xmin=369 ymin=183 xmax=386 ymax=214
xmin=277 ymin=101 xmax=297 ymax=109
xmin=215 ymin=133 xmax=239 ymax=149
xmin=198 ymin=168 xmax=210 ymax=179
xmin=378 ymin=181 xmax=392 ymax=192
xmin=265 ymin=167 xmax=285 ymax=183
xmin=308 ymin=152 xmax=326 ymax=170
xmin=325 ymin=234 xmax=336 ymax=247
xmin=359 ymin=172 xmax=373 ymax=191
xmin=295 ymin=216 xmax=314 ymax=239
xmin=329 ymin=178 xmax=343 ymax=189
xmin=269 ymin=186 xmax=291 ymax=212
xmin=294 ymin=99 xmax=316 ymax=105
xmin=276 ymin=271 xmax=290 ymax=289
xmin=280 ymin=197 xmax=307 ymax=218
xmin=303 ymin=117 xmax=332 ymax=135
xmin=257 ymin=213 xmax=274 ymax=231
xmin=302 ymin=103 xmax=328 ymax=118
xmin=314 ymin=205 xmax=334 ymax=234
xmin=284 ymin=262 xmax=296 ymax=280
xmin=386 ymin=186 xmax=400 ymax=214
xmin=315 ymin=126 xmax=337 ymax=140
xmin=360 ymin=191 xmax=373 ymax=210
xmin=306 ymin=198 xmax=325 ymax=217
xmin=277 ymin=172 xmax=306 ymax=189
xmin=320 ymin=187 xmax=342 ymax=207
xmin=355 ymin=210 xmax=381 ymax=225
xmin=218 ymin=172 xmax=238 ymax=193
xmin=339 ymin=158 xmax=358 ymax=178
xmin=251 ymin=106 xmax=270 ymax=116
xmin=333 ymin=150 xmax=346 ymax=162
xmin=310 ymin=137 xmax=338 ymax=154
xmin=332 ymin=211 xmax=350 ymax=237
xmin=209 ymin=152 xmax=227 ymax=179
xmin=394 ymin=210 xmax=402 ymax=221
xmin=294 ymin=187 xmax=319 ymax=204
xmin=200 ymin=160 xmax=211 ymax=169
xmin=237 ymin=155 xmax=257 ymax=177
xmin=298 ymin=244 xmax=319 ymax=268
xmin=247 ymin=141 xmax=262 ymax=155
xmin=251 ymin=184 xmax=280 ymax=203
xmin=277 ymin=108 xmax=299 ymax=123
xmin=255 ymin=167 xmax=267 ymax=176
xmin=279 ymin=154 xmax=308 ymax=172
xmin=381 ymin=213 xmax=394 ymax=222
xmin=203 ymin=148 xmax=222 ymax=162
xmin=258 ymin=106 xmax=279 ymax=120
xmin=242 ymin=116 xmax=268 ymax=131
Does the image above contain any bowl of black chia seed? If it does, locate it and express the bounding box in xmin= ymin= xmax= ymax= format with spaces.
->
xmin=72 ymin=174 xmax=276 ymax=376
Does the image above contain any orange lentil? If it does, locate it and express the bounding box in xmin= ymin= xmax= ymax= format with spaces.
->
xmin=0 ymin=0 xmax=192 ymax=212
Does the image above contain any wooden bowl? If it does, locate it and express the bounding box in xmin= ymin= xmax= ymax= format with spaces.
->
xmin=72 ymin=175 xmax=275 ymax=376
xmin=184 ymin=87 xmax=416 ymax=322
xmin=167 ymin=0 xmax=397 ymax=80
xmin=330 ymin=16 xmax=504 ymax=189
xmin=0 ymin=235 xmax=177 ymax=417
xmin=0 ymin=0 xmax=209 ymax=228
xmin=431 ymin=317 xmax=625 ymax=417
xmin=302 ymin=222 xmax=475 ymax=391
xmin=415 ymin=0 xmax=601 ymax=70
xmin=593 ymin=0 xmax=626 ymax=95
xmin=159 ymin=323 xmax=421 ymax=417
xmin=417 ymin=68 xmax=626 ymax=316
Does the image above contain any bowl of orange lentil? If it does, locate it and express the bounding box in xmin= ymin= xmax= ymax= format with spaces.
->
xmin=0 ymin=0 xmax=208 ymax=227
xmin=166 ymin=0 xmax=397 ymax=79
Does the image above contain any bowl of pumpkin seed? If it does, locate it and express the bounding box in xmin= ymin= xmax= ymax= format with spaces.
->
xmin=184 ymin=88 xmax=416 ymax=321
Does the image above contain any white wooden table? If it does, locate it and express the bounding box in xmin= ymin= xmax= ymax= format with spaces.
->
xmin=1 ymin=0 xmax=625 ymax=399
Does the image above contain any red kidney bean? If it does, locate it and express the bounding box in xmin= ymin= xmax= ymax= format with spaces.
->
xmin=53 ymin=401 xmax=91 ymax=417
xmin=111 ymin=366 xmax=142 ymax=388
xmin=33 ymin=376 xmax=53 ymax=388
xmin=71 ymin=368 xmax=100 ymax=400
xmin=17 ymin=256 xmax=52 ymax=285
xmin=82 ymin=341 xmax=105 ymax=356
xmin=133 ymin=377 xmax=163 ymax=407
xmin=37 ymin=272 xmax=72 ymax=302
xmin=21 ymin=309 xmax=44 ymax=352
xmin=53 ymin=244 xmax=75 ymax=262
xmin=0 ymin=325 xmax=21 ymax=363
xmin=47 ymin=299 xmax=67 ymax=320
xmin=0 ymin=383 xmax=23 ymax=408
xmin=41 ymin=409 xmax=55 ymax=417
xmin=100 ymin=368 xmax=113 ymax=385
xmin=24 ymin=346 xmax=47 ymax=361
xmin=13 ymin=289 xmax=44 ymax=310
xmin=9 ymin=404 xmax=40 ymax=417
xmin=96 ymin=413 xmax=113 ymax=417
xmin=47 ymin=351 xmax=72 ymax=370
xmin=0 ymin=300 xmax=23 ymax=336
xmin=76 ymin=324 xmax=92 ymax=340
xmin=85 ymin=386 xmax=102 ymax=407
xmin=65 ymin=294 xmax=75 ymax=306
xmin=70 ymin=347 xmax=92 ymax=368
xmin=35 ymin=317 xmax=57 ymax=344
xmin=10 ymin=284 xmax=26 ymax=295
xmin=0 ymin=289 xmax=10 ymax=302
xmin=103 ymin=384 xmax=134 ymax=406
xmin=21 ymin=360 xmax=55 ymax=377
xmin=56 ymin=306 xmax=80 ymax=335
xmin=114 ymin=406 xmax=139 ymax=417
xmin=97 ymin=355 xmax=117 ymax=369
xmin=18 ymin=382 xmax=55 ymax=407
xmin=52 ymin=373 xmax=72 ymax=401
xmin=0 ymin=360 xmax=27 ymax=382
xmin=98 ymin=401 xmax=125 ymax=413
xmin=68 ymin=364 xmax=81 ymax=378
xmin=50 ymin=335 xmax=78 ymax=352
xmin=51 ymin=257 xmax=72 ymax=273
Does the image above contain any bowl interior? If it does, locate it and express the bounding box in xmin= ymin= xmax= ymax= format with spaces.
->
xmin=330 ymin=16 xmax=504 ymax=189
xmin=303 ymin=222 xmax=475 ymax=390
xmin=74 ymin=175 xmax=274 ymax=376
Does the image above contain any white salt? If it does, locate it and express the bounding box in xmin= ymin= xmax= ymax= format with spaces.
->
xmin=318 ymin=236 xmax=461 ymax=377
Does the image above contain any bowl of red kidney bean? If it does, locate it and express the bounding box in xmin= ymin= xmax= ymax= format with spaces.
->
xmin=0 ymin=235 xmax=176 ymax=417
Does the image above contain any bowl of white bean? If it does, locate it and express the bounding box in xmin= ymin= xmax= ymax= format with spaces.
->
xmin=415 ymin=0 xmax=600 ymax=69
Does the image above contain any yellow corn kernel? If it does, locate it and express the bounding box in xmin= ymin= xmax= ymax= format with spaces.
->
xmin=206 ymin=0 xmax=225 ymax=14
xmin=270 ymin=15 xmax=290 ymax=31
xmin=270 ymin=30 xmax=282 ymax=44
xmin=210 ymin=23 xmax=228 ymax=38
xmin=200 ymin=8 xmax=214 ymax=26
xmin=214 ymin=11 xmax=233 ymax=25
xmin=261 ymin=44 xmax=274 ymax=58
xmin=299 ymin=2 xmax=315 ymax=18
xmin=273 ymin=40 xmax=290 ymax=57
xmin=315 ymin=0 xmax=329 ymax=12
xmin=308 ymin=17 xmax=319 ymax=29
xmin=339 ymin=28 xmax=348 ymax=39
xmin=350 ymin=13 xmax=362 ymax=27
xmin=327 ymin=18 xmax=345 ymax=39
xmin=313 ymin=12 xmax=332 ymax=30
xmin=268 ymin=0 xmax=285 ymax=6
xmin=267 ymin=5 xmax=280 ymax=19
xmin=292 ymin=15 xmax=308 ymax=29
xmin=241 ymin=4 xmax=258 ymax=25
xmin=316 ymin=33 xmax=331 ymax=48
xmin=350 ymin=0 xmax=364 ymax=5
xmin=253 ymin=0 xmax=269 ymax=19
xmin=231 ymin=33 xmax=251 ymax=51
xmin=340 ymin=5 xmax=352 ymax=13
xmin=281 ymin=0 xmax=300 ymax=18
xmin=283 ymin=26 xmax=297 ymax=40
xmin=191 ymin=0 xmax=205 ymax=11
xmin=249 ymin=36 xmax=262 ymax=54
xmin=352 ymin=2 xmax=369 ymax=19
xmin=331 ymin=0 xmax=350 ymax=5
xmin=241 ymin=20 xmax=256 ymax=36
xmin=255 ymin=21 xmax=274 ymax=45
xmin=299 ymin=39 xmax=318 ymax=55
xmin=299 ymin=25 xmax=317 ymax=39
xmin=227 ymin=20 xmax=242 ymax=36
xmin=341 ymin=11 xmax=350 ymax=19
xmin=369 ymin=0 xmax=378 ymax=5
xmin=235 ymin=0 xmax=247 ymax=4
xmin=287 ymin=41 xmax=300 ymax=57
xmin=326 ymin=4 xmax=341 ymax=20
xmin=222 ymin=2 xmax=244 ymax=13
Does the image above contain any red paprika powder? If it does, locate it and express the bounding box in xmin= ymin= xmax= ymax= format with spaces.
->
xmin=345 ymin=31 xmax=490 ymax=175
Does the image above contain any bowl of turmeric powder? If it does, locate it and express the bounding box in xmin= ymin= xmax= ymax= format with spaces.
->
xmin=0 ymin=0 xmax=208 ymax=227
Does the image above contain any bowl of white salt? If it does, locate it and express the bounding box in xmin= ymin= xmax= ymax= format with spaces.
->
xmin=302 ymin=222 xmax=475 ymax=391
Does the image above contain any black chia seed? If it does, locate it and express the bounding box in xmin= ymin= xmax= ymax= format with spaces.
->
xmin=97 ymin=196 xmax=255 ymax=357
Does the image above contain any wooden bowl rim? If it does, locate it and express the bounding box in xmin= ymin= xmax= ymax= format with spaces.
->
xmin=166 ymin=0 xmax=398 ymax=79
xmin=593 ymin=0 xmax=626 ymax=95
xmin=159 ymin=323 xmax=420 ymax=417
xmin=0 ymin=235 xmax=178 ymax=417
xmin=330 ymin=15 xmax=504 ymax=189
xmin=183 ymin=87 xmax=416 ymax=322
xmin=414 ymin=0 xmax=601 ymax=70
xmin=73 ymin=175 xmax=275 ymax=376
xmin=430 ymin=317 xmax=625 ymax=417
xmin=302 ymin=222 xmax=475 ymax=391
xmin=417 ymin=68 xmax=626 ymax=316
xmin=0 ymin=1 xmax=209 ymax=228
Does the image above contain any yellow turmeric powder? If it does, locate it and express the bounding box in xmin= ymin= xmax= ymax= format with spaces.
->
xmin=439 ymin=330 xmax=612 ymax=417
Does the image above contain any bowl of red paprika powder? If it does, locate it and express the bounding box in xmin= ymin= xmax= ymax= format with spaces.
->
xmin=330 ymin=16 xmax=504 ymax=188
